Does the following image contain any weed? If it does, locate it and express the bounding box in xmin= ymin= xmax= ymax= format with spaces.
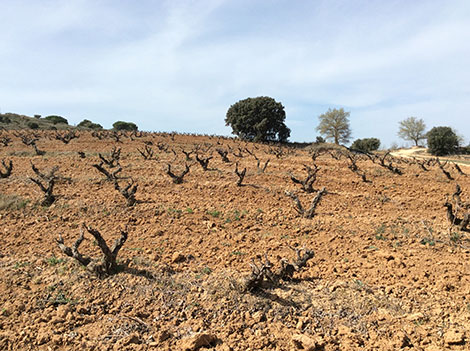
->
xmin=201 ymin=266 xmax=212 ymax=275
xmin=185 ymin=207 xmax=194 ymax=214
xmin=207 ymin=209 xmax=221 ymax=218
xmin=420 ymin=237 xmax=435 ymax=246
xmin=230 ymin=250 xmax=245 ymax=256
xmin=450 ymin=232 xmax=462 ymax=243
xmin=13 ymin=261 xmax=30 ymax=269
xmin=375 ymin=234 xmax=387 ymax=241
xmin=0 ymin=194 xmax=29 ymax=211
xmin=375 ymin=223 xmax=386 ymax=235
xmin=46 ymin=256 xmax=64 ymax=266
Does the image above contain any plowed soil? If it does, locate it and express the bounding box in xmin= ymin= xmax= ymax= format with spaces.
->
xmin=1 ymin=131 xmax=470 ymax=350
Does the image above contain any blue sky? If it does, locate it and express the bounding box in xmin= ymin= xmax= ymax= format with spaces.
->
xmin=1 ymin=0 xmax=469 ymax=147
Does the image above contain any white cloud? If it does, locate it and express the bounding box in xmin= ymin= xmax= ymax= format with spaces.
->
xmin=0 ymin=0 xmax=469 ymax=145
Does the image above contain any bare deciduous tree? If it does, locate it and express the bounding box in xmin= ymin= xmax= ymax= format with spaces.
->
xmin=289 ymin=164 xmax=319 ymax=193
xmin=55 ymin=131 xmax=79 ymax=144
xmin=285 ymin=187 xmax=327 ymax=218
xmin=195 ymin=154 xmax=213 ymax=171
xmin=235 ymin=163 xmax=246 ymax=186
xmin=29 ymin=163 xmax=59 ymax=206
xmin=166 ymin=164 xmax=190 ymax=184
xmin=216 ymin=148 xmax=230 ymax=163
xmin=0 ymin=159 xmax=13 ymax=178
xmin=444 ymin=184 xmax=469 ymax=231
xmin=114 ymin=179 xmax=138 ymax=206
xmin=241 ymin=247 xmax=315 ymax=291
xmin=397 ymin=117 xmax=426 ymax=146
xmin=56 ymin=224 xmax=128 ymax=276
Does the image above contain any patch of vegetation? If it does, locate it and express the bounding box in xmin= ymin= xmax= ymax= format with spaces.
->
xmin=0 ymin=194 xmax=29 ymax=210
xmin=77 ymin=119 xmax=103 ymax=130
xmin=44 ymin=115 xmax=68 ymax=125
xmin=113 ymin=121 xmax=138 ymax=131
xmin=427 ymin=126 xmax=459 ymax=156
xmin=207 ymin=209 xmax=221 ymax=218
xmin=46 ymin=255 xmax=64 ymax=266
xmin=351 ymin=137 xmax=381 ymax=152
xmin=27 ymin=121 xmax=39 ymax=129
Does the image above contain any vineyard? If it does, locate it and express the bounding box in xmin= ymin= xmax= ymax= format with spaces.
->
xmin=0 ymin=130 xmax=469 ymax=350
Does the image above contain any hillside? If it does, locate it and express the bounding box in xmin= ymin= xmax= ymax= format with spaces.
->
xmin=0 ymin=112 xmax=78 ymax=131
xmin=0 ymin=131 xmax=469 ymax=350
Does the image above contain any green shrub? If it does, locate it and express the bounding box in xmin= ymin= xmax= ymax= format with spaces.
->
xmin=0 ymin=115 xmax=11 ymax=124
xmin=427 ymin=126 xmax=459 ymax=156
xmin=113 ymin=121 xmax=138 ymax=131
xmin=44 ymin=115 xmax=68 ymax=125
xmin=27 ymin=121 xmax=39 ymax=129
xmin=351 ymin=138 xmax=381 ymax=152
xmin=77 ymin=119 xmax=103 ymax=130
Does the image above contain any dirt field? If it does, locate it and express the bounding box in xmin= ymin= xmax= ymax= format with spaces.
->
xmin=0 ymin=131 xmax=469 ymax=350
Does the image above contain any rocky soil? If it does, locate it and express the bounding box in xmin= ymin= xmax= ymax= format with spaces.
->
xmin=0 ymin=130 xmax=469 ymax=350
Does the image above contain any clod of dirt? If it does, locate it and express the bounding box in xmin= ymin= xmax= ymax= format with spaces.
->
xmin=292 ymin=333 xmax=325 ymax=350
xmin=178 ymin=333 xmax=217 ymax=350
xmin=444 ymin=329 xmax=465 ymax=345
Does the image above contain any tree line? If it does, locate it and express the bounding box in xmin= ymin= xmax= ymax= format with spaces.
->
xmin=224 ymin=96 xmax=467 ymax=156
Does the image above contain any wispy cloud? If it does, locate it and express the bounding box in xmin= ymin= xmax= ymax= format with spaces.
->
xmin=1 ymin=0 xmax=469 ymax=145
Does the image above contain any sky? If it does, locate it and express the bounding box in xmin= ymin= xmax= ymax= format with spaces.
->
xmin=1 ymin=0 xmax=469 ymax=147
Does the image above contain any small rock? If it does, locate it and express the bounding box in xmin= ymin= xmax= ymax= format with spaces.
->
xmin=171 ymin=252 xmax=186 ymax=263
xmin=36 ymin=328 xmax=50 ymax=345
xmin=179 ymin=333 xmax=217 ymax=351
xmin=158 ymin=329 xmax=172 ymax=342
xmin=113 ymin=333 xmax=141 ymax=350
xmin=56 ymin=304 xmax=71 ymax=319
xmin=406 ymin=312 xmax=424 ymax=322
xmin=444 ymin=329 xmax=465 ymax=345
xmin=251 ymin=311 xmax=265 ymax=323
xmin=292 ymin=334 xmax=324 ymax=351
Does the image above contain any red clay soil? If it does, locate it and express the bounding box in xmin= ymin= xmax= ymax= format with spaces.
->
xmin=0 ymin=131 xmax=470 ymax=350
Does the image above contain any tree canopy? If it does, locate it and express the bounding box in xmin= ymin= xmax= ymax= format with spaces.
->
xmin=316 ymin=108 xmax=351 ymax=145
xmin=351 ymin=138 xmax=380 ymax=153
xmin=113 ymin=121 xmax=138 ymax=131
xmin=44 ymin=115 xmax=68 ymax=125
xmin=426 ymin=126 xmax=459 ymax=156
xmin=398 ymin=117 xmax=426 ymax=146
xmin=78 ymin=119 xmax=103 ymax=130
xmin=225 ymin=96 xmax=290 ymax=142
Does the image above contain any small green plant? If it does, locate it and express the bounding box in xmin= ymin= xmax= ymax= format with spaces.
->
xmin=46 ymin=256 xmax=64 ymax=266
xmin=376 ymin=223 xmax=386 ymax=234
xmin=207 ymin=209 xmax=221 ymax=218
xmin=201 ymin=266 xmax=212 ymax=275
xmin=185 ymin=207 xmax=194 ymax=214
xmin=420 ymin=237 xmax=435 ymax=246
xmin=375 ymin=233 xmax=387 ymax=241
xmin=13 ymin=261 xmax=30 ymax=269
xmin=450 ymin=232 xmax=462 ymax=243
xmin=230 ymin=250 xmax=245 ymax=256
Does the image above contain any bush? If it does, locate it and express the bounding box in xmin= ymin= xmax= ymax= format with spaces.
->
xmin=27 ymin=122 xmax=39 ymax=129
xmin=427 ymin=126 xmax=459 ymax=156
xmin=351 ymin=138 xmax=381 ymax=152
xmin=113 ymin=121 xmax=138 ymax=131
xmin=78 ymin=119 xmax=103 ymax=130
xmin=0 ymin=115 xmax=11 ymax=124
xmin=314 ymin=136 xmax=326 ymax=144
xmin=44 ymin=115 xmax=68 ymax=125
xmin=225 ymin=96 xmax=290 ymax=142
